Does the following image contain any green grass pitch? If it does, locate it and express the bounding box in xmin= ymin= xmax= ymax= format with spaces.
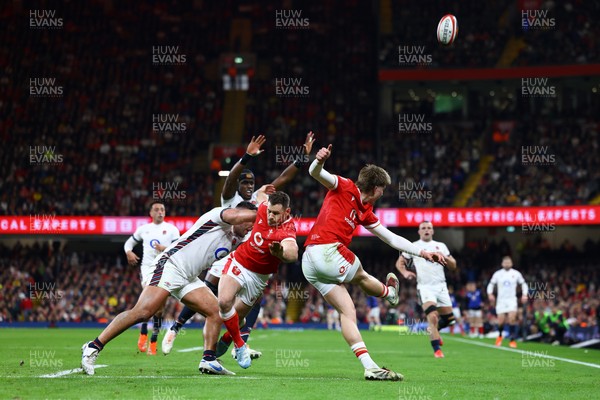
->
xmin=1 ymin=328 xmax=598 ymax=400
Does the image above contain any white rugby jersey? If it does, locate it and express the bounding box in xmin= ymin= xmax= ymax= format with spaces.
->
xmin=124 ymin=221 xmax=180 ymax=269
xmin=487 ymin=268 xmax=528 ymax=301
xmin=221 ymin=190 xmax=258 ymax=208
xmin=402 ymin=239 xmax=451 ymax=285
xmin=155 ymin=207 xmax=245 ymax=279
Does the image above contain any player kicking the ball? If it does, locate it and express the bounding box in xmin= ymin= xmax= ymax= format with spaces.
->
xmin=216 ymin=191 xmax=298 ymax=369
xmin=81 ymin=191 xmax=270 ymax=376
xmin=302 ymin=144 xmax=446 ymax=381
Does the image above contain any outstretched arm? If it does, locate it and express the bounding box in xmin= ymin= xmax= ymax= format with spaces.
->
xmin=222 ymin=135 xmax=266 ymax=201
xmin=308 ymin=144 xmax=336 ymax=190
xmin=271 ymin=132 xmax=315 ymax=189
xmin=221 ymin=207 xmax=258 ymax=225
xmin=368 ymin=224 xmax=447 ymax=265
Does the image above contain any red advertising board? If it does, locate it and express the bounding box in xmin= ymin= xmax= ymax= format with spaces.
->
xmin=1 ymin=206 xmax=598 ymax=235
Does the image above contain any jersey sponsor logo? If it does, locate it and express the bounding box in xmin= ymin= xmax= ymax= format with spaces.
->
xmin=149 ymin=239 xmax=160 ymax=249
xmin=214 ymin=247 xmax=230 ymax=260
xmin=254 ymin=232 xmax=264 ymax=246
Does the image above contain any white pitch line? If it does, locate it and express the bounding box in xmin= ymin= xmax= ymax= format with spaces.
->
xmin=38 ymin=364 xmax=109 ymax=378
xmin=450 ymin=337 xmax=600 ymax=369
xmin=176 ymin=346 xmax=204 ymax=353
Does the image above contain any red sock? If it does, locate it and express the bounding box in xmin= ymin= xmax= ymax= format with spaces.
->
xmin=222 ymin=311 xmax=245 ymax=348
xmin=479 ymin=327 xmax=484 ymax=335
xmin=221 ymin=331 xmax=232 ymax=345
xmin=470 ymin=327 xmax=475 ymax=334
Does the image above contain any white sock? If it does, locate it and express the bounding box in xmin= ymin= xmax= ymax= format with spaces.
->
xmin=351 ymin=341 xmax=378 ymax=369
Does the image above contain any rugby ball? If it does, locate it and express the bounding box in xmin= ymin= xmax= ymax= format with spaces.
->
xmin=437 ymin=14 xmax=458 ymax=45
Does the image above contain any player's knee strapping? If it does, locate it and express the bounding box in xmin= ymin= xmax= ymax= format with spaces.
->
xmin=424 ymin=305 xmax=437 ymax=315
xmin=437 ymin=313 xmax=455 ymax=330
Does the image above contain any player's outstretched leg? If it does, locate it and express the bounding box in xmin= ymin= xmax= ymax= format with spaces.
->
xmin=81 ymin=286 xmax=169 ymax=375
xmin=324 ymin=285 xmax=402 ymax=381
xmin=349 ymin=267 xmax=400 ymax=306
xmin=162 ymin=305 xmax=196 ymax=355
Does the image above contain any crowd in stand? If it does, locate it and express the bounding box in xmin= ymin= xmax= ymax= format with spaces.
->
xmin=1 ymin=2 xmax=599 ymax=217
xmin=469 ymin=116 xmax=600 ymax=207
xmin=1 ymin=1 xmax=226 ymax=217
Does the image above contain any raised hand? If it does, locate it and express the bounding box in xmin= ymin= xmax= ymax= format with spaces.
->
xmin=259 ymin=184 xmax=276 ymax=195
xmin=303 ymin=131 xmax=315 ymax=155
xmin=246 ymin=135 xmax=266 ymax=156
xmin=315 ymin=144 xmax=332 ymax=164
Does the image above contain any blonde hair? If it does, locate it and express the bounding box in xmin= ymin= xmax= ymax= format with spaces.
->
xmin=355 ymin=164 xmax=391 ymax=193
